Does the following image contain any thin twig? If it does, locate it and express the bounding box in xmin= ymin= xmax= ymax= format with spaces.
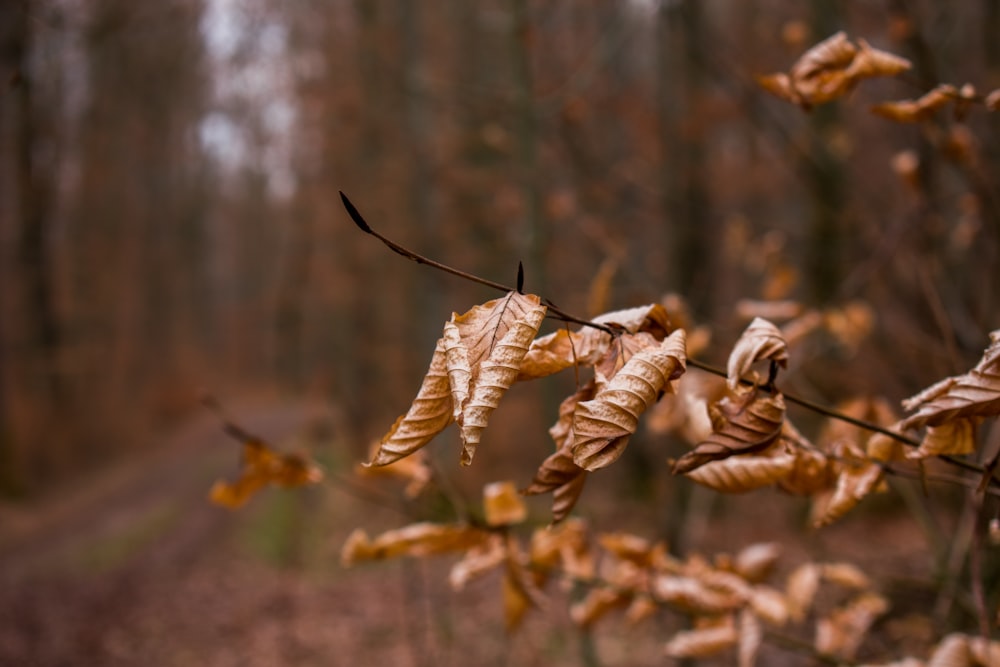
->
xmin=340 ymin=192 xmax=615 ymax=335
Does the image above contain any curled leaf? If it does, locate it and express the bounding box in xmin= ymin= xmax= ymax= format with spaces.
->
xmin=355 ymin=441 xmax=432 ymax=498
xmin=814 ymin=592 xmax=890 ymax=660
xmin=341 ymin=522 xmax=489 ymax=566
xmin=369 ymin=337 xmax=453 ymax=466
xmin=901 ymin=330 xmax=1000 ymax=432
xmin=453 ymin=292 xmax=548 ymax=465
xmin=518 ymin=303 xmax=671 ymax=381
xmin=570 ymin=587 xmax=630 ymax=628
xmin=210 ymin=436 xmax=323 ymax=509
xmin=727 ymin=317 xmax=788 ymax=390
xmin=871 ymin=84 xmax=957 ymax=123
xmin=760 ymin=32 xmax=910 ymax=109
xmin=664 ymin=617 xmax=738 ymax=658
xmin=572 ymin=329 xmax=687 ymax=471
xmin=673 ymin=387 xmax=786 ymax=475
xmin=524 ymin=383 xmax=597 ymax=522
xmin=907 ymin=419 xmax=977 ymax=460
xmin=652 ymin=575 xmax=744 ymax=615
xmin=684 ymin=448 xmax=797 ymax=493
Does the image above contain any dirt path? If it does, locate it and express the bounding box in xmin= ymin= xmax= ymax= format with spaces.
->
xmin=0 ymin=400 xmax=603 ymax=667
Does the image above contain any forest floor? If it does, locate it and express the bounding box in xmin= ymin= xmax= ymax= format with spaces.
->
xmin=0 ymin=397 xmax=960 ymax=667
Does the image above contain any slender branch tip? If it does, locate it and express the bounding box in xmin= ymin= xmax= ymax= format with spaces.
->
xmin=340 ymin=191 xmax=372 ymax=233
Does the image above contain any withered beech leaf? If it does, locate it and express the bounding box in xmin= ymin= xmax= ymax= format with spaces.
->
xmin=906 ymin=418 xmax=977 ymax=460
xmin=529 ymin=518 xmax=594 ymax=583
xmin=871 ymin=84 xmax=958 ymax=123
xmin=340 ymin=522 xmax=489 ymax=566
xmin=517 ymin=303 xmax=671 ymax=381
xmin=813 ymin=443 xmax=885 ymax=527
xmin=759 ymin=32 xmax=911 ymax=109
xmin=844 ymin=38 xmax=912 ymax=79
xmin=672 ymin=387 xmax=786 ymax=475
xmin=900 ymin=330 xmax=1000 ymax=432
xmin=727 ymin=317 xmax=789 ymax=391
xmin=368 ymin=337 xmax=453 ymax=467
xmin=524 ymin=383 xmax=597 ymax=522
xmin=664 ymin=617 xmax=738 ymax=658
xmin=684 ymin=447 xmax=797 ymax=494
xmin=355 ymin=441 xmax=432 ymax=498
xmin=790 ymin=31 xmax=857 ymax=82
xmin=483 ymin=480 xmax=528 ymax=526
xmin=503 ymin=534 xmax=545 ymax=632
xmin=210 ymin=437 xmax=323 ymax=509
xmin=652 ymin=575 xmax=744 ymax=615
xmin=814 ymin=592 xmax=890 ymax=660
xmin=570 ymin=587 xmax=631 ymax=628
xmin=572 ymin=329 xmax=687 ymax=471
xmin=594 ymin=331 xmax=661 ymax=390
xmin=449 ymin=534 xmax=507 ymax=590
xmin=453 ymin=292 xmax=548 ymax=465
xmin=987 ymin=88 xmax=1000 ymax=111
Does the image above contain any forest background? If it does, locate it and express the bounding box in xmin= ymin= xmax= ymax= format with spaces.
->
xmin=1 ymin=1 xmax=1000 ymax=665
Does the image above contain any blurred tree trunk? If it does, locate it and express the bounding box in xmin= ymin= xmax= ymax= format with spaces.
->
xmin=804 ymin=4 xmax=845 ymax=305
xmin=510 ymin=0 xmax=547 ymax=295
xmin=0 ymin=0 xmax=65 ymax=494
xmin=658 ymin=0 xmax=714 ymax=319
xmin=399 ymin=0 xmax=442 ymax=356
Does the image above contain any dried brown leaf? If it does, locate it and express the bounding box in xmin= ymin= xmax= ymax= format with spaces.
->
xmin=210 ymin=438 xmax=323 ymax=509
xmin=907 ymin=418 xmax=977 ymax=460
xmin=790 ymin=31 xmax=857 ymax=81
xmin=340 ymin=522 xmax=489 ymax=566
xmin=355 ymin=440 xmax=432 ymax=498
xmin=502 ymin=568 xmax=534 ymax=633
xmin=727 ymin=317 xmax=789 ymax=391
xmin=815 ymin=592 xmax=890 ymax=660
xmin=757 ymin=73 xmax=806 ymax=106
xmin=733 ymin=542 xmax=782 ymax=583
xmin=524 ymin=383 xmax=596 ymax=522
xmin=664 ymin=616 xmax=738 ymax=658
xmin=652 ymin=575 xmax=744 ymax=615
xmin=748 ymin=586 xmax=789 ymax=626
xmin=901 ymin=330 xmax=1000 ymax=431
xmin=739 ymin=609 xmax=763 ymax=667
xmin=517 ymin=303 xmax=671 ymax=381
xmin=369 ymin=337 xmax=453 ymax=466
xmin=483 ymin=480 xmax=528 ymax=526
xmin=814 ymin=461 xmax=885 ymax=527
xmin=684 ymin=447 xmax=796 ymax=493
xmin=570 ymin=586 xmax=630 ymax=628
xmin=928 ymin=634 xmax=971 ymax=667
xmin=529 ymin=518 xmax=594 ymax=583
xmin=786 ymin=563 xmax=821 ymax=622
xmin=986 ymin=88 xmax=1000 ymax=111
xmin=845 ymin=38 xmax=912 ymax=79
xmin=573 ymin=330 xmax=687 ymax=471
xmin=449 ymin=534 xmax=507 ymax=589
xmin=871 ymin=84 xmax=958 ymax=122
xmin=453 ymin=292 xmax=548 ymax=465
xmin=673 ymin=387 xmax=786 ymax=475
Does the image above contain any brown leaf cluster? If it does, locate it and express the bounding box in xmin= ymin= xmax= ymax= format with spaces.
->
xmin=758 ymin=32 xmax=911 ymax=109
xmin=664 ymin=317 xmax=903 ymax=526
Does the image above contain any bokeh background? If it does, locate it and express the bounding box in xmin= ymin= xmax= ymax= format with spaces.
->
xmin=2 ymin=1 xmax=999 ymax=665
